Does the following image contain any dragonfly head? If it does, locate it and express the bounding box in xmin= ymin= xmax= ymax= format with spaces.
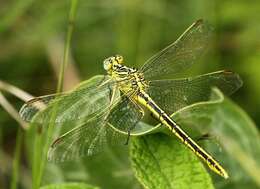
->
xmin=103 ymin=55 xmax=124 ymax=74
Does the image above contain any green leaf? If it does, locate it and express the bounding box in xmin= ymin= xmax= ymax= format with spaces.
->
xmin=40 ymin=182 xmax=99 ymax=189
xmin=171 ymin=88 xmax=260 ymax=188
xmin=130 ymin=87 xmax=260 ymax=188
xmin=130 ymin=133 xmax=215 ymax=189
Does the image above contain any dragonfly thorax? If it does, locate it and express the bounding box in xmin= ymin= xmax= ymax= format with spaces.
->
xmin=103 ymin=55 xmax=148 ymax=93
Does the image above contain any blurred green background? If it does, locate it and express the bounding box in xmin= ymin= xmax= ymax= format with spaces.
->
xmin=0 ymin=0 xmax=259 ymax=188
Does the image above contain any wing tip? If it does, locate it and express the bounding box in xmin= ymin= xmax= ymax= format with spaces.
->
xmin=193 ymin=19 xmax=205 ymax=28
xmin=51 ymin=136 xmax=63 ymax=148
xmin=19 ymin=97 xmax=48 ymax=122
xmin=47 ymin=140 xmax=62 ymax=163
xmin=217 ymin=70 xmax=243 ymax=96
xmin=193 ymin=19 xmax=213 ymax=34
xmin=19 ymin=103 xmax=33 ymax=122
xmin=195 ymin=19 xmax=204 ymax=25
xmin=223 ymin=70 xmax=243 ymax=88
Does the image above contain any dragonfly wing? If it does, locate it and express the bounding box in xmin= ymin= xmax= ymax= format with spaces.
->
xmin=19 ymin=93 xmax=66 ymax=122
xmin=47 ymin=92 xmax=143 ymax=162
xmin=147 ymin=70 xmax=242 ymax=114
xmin=47 ymin=109 xmax=124 ymax=162
xmin=19 ymin=76 xmax=116 ymax=125
xmin=107 ymin=94 xmax=144 ymax=133
xmin=140 ymin=19 xmax=212 ymax=80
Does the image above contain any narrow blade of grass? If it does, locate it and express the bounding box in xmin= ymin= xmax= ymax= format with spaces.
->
xmin=11 ymin=128 xmax=23 ymax=189
xmin=31 ymin=0 xmax=79 ymax=188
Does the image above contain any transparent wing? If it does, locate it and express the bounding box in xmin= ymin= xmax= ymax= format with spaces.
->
xmin=147 ymin=71 xmax=242 ymax=114
xmin=19 ymin=76 xmax=116 ymax=124
xmin=47 ymin=110 xmax=116 ymax=162
xmin=107 ymin=94 xmax=144 ymax=133
xmin=140 ymin=19 xmax=212 ymax=80
xmin=48 ymin=92 xmax=144 ymax=162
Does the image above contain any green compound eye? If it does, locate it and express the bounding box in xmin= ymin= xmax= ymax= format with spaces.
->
xmin=115 ymin=55 xmax=123 ymax=64
xmin=103 ymin=58 xmax=112 ymax=71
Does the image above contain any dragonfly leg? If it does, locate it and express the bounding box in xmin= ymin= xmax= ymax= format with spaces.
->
xmin=124 ymin=131 xmax=131 ymax=145
xmin=124 ymin=120 xmax=138 ymax=145
xmin=196 ymin=133 xmax=212 ymax=141
xmin=196 ymin=133 xmax=222 ymax=152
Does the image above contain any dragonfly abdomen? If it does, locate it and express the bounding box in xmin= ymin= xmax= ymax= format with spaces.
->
xmin=136 ymin=90 xmax=229 ymax=179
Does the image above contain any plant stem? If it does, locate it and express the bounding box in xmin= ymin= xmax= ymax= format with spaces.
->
xmin=57 ymin=0 xmax=79 ymax=93
xmin=11 ymin=128 xmax=23 ymax=189
xmin=31 ymin=1 xmax=79 ymax=188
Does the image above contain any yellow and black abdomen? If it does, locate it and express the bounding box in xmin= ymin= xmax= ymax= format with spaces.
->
xmin=136 ymin=90 xmax=229 ymax=179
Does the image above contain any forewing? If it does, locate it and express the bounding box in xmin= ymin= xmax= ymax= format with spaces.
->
xmin=19 ymin=76 xmax=116 ymax=125
xmin=147 ymin=71 xmax=242 ymax=114
xmin=141 ymin=19 xmax=212 ymax=80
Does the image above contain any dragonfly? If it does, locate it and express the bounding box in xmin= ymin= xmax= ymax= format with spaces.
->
xmin=19 ymin=19 xmax=242 ymax=179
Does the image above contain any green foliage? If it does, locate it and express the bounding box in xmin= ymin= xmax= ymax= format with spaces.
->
xmin=11 ymin=128 xmax=23 ymax=189
xmin=130 ymin=134 xmax=215 ymax=189
xmin=40 ymin=183 xmax=99 ymax=189
xmin=170 ymin=89 xmax=260 ymax=188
